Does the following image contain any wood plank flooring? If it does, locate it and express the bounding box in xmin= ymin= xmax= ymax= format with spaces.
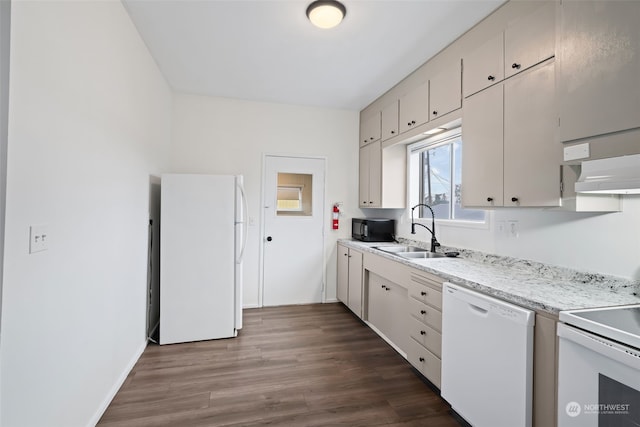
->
xmin=98 ymin=303 xmax=461 ymax=427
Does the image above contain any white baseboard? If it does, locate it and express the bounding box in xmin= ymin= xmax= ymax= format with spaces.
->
xmin=324 ymin=298 xmax=339 ymax=303
xmin=242 ymin=303 xmax=261 ymax=309
xmin=87 ymin=340 xmax=147 ymax=427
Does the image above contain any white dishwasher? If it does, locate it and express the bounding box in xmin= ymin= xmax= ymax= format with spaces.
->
xmin=441 ymin=283 xmax=535 ymax=427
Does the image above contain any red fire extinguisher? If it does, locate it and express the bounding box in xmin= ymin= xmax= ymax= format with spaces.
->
xmin=332 ymin=203 xmax=340 ymax=230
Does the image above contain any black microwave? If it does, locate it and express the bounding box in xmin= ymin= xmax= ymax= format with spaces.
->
xmin=352 ymin=218 xmax=395 ymax=242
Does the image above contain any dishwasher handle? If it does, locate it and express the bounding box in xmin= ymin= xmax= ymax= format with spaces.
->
xmin=468 ymin=303 xmax=489 ymax=315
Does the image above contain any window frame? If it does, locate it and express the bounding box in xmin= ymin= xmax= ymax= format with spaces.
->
xmin=409 ymin=128 xmax=487 ymax=227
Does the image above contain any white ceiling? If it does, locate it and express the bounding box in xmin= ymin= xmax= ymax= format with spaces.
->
xmin=123 ymin=0 xmax=505 ymax=111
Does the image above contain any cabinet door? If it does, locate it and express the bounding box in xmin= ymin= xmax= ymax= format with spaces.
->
xmin=337 ymin=245 xmax=349 ymax=304
xmin=504 ymin=60 xmax=561 ymax=207
xmin=367 ymin=273 xmax=390 ymax=336
xmin=367 ymin=141 xmax=382 ymax=207
xmin=347 ymin=249 xmax=363 ymax=317
xmin=461 ymin=83 xmax=504 ymax=207
xmin=399 ymin=81 xmax=429 ymax=133
xmin=463 ymin=32 xmax=504 ymax=97
xmin=557 ymin=1 xmax=640 ymax=142
xmin=360 ymin=112 xmax=381 ymax=147
xmin=386 ymin=281 xmax=408 ymax=354
xmin=504 ymin=1 xmax=555 ymax=79
xmin=381 ymin=100 xmax=399 ymax=141
xmin=358 ymin=145 xmax=370 ymax=207
xmin=430 ymin=59 xmax=462 ymax=121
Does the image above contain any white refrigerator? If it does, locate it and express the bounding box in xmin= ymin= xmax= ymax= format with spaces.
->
xmin=159 ymin=174 xmax=247 ymax=345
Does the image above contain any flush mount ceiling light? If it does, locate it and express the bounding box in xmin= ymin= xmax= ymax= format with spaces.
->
xmin=306 ymin=0 xmax=346 ymax=29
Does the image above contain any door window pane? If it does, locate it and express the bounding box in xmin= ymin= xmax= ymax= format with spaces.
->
xmin=277 ymin=173 xmax=312 ymax=216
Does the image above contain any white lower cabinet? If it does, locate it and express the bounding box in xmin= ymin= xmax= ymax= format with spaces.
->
xmin=337 ymin=244 xmax=364 ymax=318
xmin=405 ymin=269 xmax=444 ymax=388
xmin=367 ymin=272 xmax=408 ymax=354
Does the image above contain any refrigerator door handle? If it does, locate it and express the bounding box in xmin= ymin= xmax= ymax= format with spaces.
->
xmin=237 ymin=181 xmax=249 ymax=264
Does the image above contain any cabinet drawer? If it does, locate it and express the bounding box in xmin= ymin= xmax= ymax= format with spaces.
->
xmin=408 ymin=273 xmax=442 ymax=309
xmin=409 ymin=318 xmax=442 ymax=358
xmin=407 ymin=339 xmax=441 ymax=388
xmin=408 ymin=297 xmax=442 ymax=332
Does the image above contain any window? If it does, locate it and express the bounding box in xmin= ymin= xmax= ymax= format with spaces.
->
xmin=276 ymin=172 xmax=313 ymax=216
xmin=410 ymin=128 xmax=485 ymax=222
xmin=276 ymin=186 xmax=302 ymax=211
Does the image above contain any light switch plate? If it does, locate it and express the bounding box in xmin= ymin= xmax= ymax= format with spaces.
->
xmin=29 ymin=225 xmax=48 ymax=254
xmin=564 ymin=143 xmax=590 ymax=161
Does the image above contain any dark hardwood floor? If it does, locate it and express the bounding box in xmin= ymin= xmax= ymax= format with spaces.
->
xmin=98 ymin=303 xmax=461 ymax=426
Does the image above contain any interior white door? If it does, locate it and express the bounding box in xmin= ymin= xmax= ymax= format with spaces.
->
xmin=262 ymin=155 xmax=325 ymax=306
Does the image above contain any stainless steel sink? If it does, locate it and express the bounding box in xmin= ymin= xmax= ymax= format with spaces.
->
xmin=374 ymin=245 xmax=427 ymax=253
xmin=398 ymin=251 xmax=447 ymax=259
xmin=373 ymin=245 xmax=453 ymax=260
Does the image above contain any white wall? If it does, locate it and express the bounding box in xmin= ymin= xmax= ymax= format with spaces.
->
xmin=1 ymin=1 xmax=172 ymax=426
xmin=170 ymin=94 xmax=359 ymax=307
xmin=398 ymin=198 xmax=640 ymax=280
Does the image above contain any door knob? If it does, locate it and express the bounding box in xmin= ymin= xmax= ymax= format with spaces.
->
xmin=266 ymin=236 xmax=273 ymax=242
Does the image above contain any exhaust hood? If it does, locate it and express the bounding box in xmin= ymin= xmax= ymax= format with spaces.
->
xmin=576 ymin=154 xmax=640 ymax=194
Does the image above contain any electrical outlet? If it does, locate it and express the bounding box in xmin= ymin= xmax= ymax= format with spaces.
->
xmin=29 ymin=225 xmax=48 ymax=254
xmin=507 ymin=220 xmax=519 ymax=238
xmin=497 ymin=220 xmax=506 ymax=236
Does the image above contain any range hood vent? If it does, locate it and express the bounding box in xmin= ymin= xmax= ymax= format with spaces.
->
xmin=576 ymin=154 xmax=640 ymax=194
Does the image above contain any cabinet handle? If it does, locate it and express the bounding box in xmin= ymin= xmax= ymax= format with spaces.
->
xmin=381 ymin=285 xmax=386 ymax=289
xmin=390 ymin=130 xmax=395 ymax=134
xmin=487 ymin=197 xmax=493 ymax=202
xmin=411 ymin=120 xmax=416 ymax=125
xmin=512 ymin=63 xmax=521 ymax=70
xmin=432 ymin=110 xmax=438 ymax=116
xmin=343 ymin=253 xmax=348 ymax=256
xmin=419 ymin=357 xmax=425 ymax=362
xmin=369 ymin=201 xmax=374 ymax=204
xmin=420 ymin=330 xmax=426 ymax=335
xmin=369 ymin=137 xmax=374 ymax=141
xmin=421 ymin=291 xmax=427 ymax=296
xmin=511 ymin=197 xmax=519 ymax=203
xmin=420 ymin=310 xmax=427 ymax=315
xmin=487 ymin=75 xmax=495 ymax=81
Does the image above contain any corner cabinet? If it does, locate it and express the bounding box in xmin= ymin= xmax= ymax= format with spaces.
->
xmin=359 ymin=142 xmax=406 ymax=209
xmin=337 ymin=244 xmax=364 ymax=318
xmin=557 ymin=0 xmax=640 ymax=143
xmin=462 ymin=60 xmax=561 ymax=208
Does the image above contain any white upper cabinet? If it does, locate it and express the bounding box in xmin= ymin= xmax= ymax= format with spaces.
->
xmin=462 ymin=60 xmax=561 ymax=208
xmin=503 ymin=60 xmax=561 ymax=207
xmin=461 ymin=83 xmax=504 ymax=207
xmin=557 ymin=0 xmax=640 ymax=142
xmin=504 ymin=1 xmax=555 ymax=79
xmin=381 ymin=100 xmax=399 ymax=142
xmin=359 ymin=112 xmax=381 ymax=147
xmin=429 ymin=59 xmax=462 ymax=121
xmin=399 ymin=81 xmax=429 ymax=133
xmin=463 ymin=32 xmax=504 ymax=98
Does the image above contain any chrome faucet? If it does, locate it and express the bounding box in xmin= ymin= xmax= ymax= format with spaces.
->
xmin=411 ymin=203 xmax=441 ymax=253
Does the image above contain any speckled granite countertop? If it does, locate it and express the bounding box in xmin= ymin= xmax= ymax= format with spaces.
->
xmin=339 ymin=238 xmax=640 ymax=315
